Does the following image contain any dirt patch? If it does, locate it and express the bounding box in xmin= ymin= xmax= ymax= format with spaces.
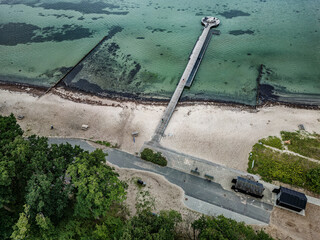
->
xmin=112 ymin=164 xmax=199 ymax=221
xmin=259 ymin=203 xmax=320 ymax=240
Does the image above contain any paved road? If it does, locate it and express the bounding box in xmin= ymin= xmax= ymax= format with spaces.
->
xmin=48 ymin=138 xmax=272 ymax=224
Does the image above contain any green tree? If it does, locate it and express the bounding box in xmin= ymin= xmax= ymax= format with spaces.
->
xmin=306 ymin=167 xmax=320 ymax=194
xmin=67 ymin=149 xmax=127 ymax=219
xmin=120 ymin=210 xmax=182 ymax=240
xmin=0 ymin=114 xmax=127 ymax=239
xmin=0 ymin=114 xmax=23 ymax=148
xmin=192 ymin=215 xmax=273 ymax=240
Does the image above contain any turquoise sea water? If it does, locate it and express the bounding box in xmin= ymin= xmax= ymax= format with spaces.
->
xmin=0 ymin=0 xmax=319 ymax=105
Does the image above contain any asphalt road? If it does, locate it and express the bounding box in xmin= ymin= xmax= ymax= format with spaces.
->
xmin=48 ymin=138 xmax=272 ymax=223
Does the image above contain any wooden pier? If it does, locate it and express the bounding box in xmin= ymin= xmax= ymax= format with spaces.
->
xmin=152 ymin=17 xmax=220 ymax=142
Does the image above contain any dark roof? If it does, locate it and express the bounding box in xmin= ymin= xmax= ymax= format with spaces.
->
xmin=235 ymin=176 xmax=264 ymax=196
xmin=278 ymin=187 xmax=307 ymax=210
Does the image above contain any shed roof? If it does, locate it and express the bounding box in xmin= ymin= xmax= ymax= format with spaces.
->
xmin=235 ymin=176 xmax=264 ymax=196
xmin=278 ymin=187 xmax=307 ymax=210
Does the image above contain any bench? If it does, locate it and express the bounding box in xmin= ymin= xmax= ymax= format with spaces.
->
xmin=204 ymin=174 xmax=214 ymax=180
xmin=190 ymin=169 xmax=200 ymax=175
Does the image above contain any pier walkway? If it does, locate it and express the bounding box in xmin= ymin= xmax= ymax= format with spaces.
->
xmin=152 ymin=17 xmax=220 ymax=142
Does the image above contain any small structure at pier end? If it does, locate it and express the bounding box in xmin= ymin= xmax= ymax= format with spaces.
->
xmin=201 ymin=16 xmax=220 ymax=27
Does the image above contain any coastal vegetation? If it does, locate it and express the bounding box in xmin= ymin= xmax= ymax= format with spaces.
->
xmin=193 ymin=215 xmax=272 ymax=240
xmin=95 ymin=140 xmax=119 ymax=148
xmin=281 ymin=131 xmax=320 ymax=160
xmin=0 ymin=114 xmax=272 ymax=239
xmin=259 ymin=136 xmax=284 ymax=150
xmin=248 ymin=131 xmax=320 ymax=194
xmin=141 ymin=148 xmax=168 ymax=166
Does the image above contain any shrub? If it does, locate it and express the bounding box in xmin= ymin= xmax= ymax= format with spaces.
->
xmin=306 ymin=167 xmax=320 ymax=194
xmin=259 ymin=136 xmax=283 ymax=150
xmin=95 ymin=140 xmax=118 ymax=148
xmin=192 ymin=215 xmax=273 ymax=240
xmin=140 ymin=148 xmax=167 ymax=166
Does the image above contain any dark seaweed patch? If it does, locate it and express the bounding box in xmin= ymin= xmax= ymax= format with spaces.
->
xmin=32 ymin=24 xmax=93 ymax=42
xmin=92 ymin=17 xmax=103 ymax=20
xmin=259 ymin=84 xmax=279 ymax=102
xmin=63 ymin=64 xmax=84 ymax=85
xmin=0 ymin=22 xmax=93 ymax=46
xmin=52 ymin=14 xmax=74 ymax=19
xmin=73 ymin=79 xmax=103 ymax=93
xmin=40 ymin=1 xmax=128 ymax=15
xmin=0 ymin=0 xmax=39 ymax=6
xmin=128 ymin=63 xmax=141 ymax=80
xmin=146 ymin=26 xmax=166 ymax=33
xmin=0 ymin=22 xmax=39 ymax=46
xmin=219 ymin=10 xmax=250 ymax=19
xmin=229 ymin=29 xmax=254 ymax=35
xmin=104 ymin=26 xmax=123 ymax=40
xmin=195 ymin=12 xmax=204 ymax=16
xmin=107 ymin=42 xmax=120 ymax=55
xmin=152 ymin=28 xmax=166 ymax=33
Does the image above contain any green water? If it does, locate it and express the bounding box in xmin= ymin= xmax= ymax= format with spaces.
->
xmin=0 ymin=0 xmax=319 ymax=105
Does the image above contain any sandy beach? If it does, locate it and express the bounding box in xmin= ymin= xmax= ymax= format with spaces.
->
xmin=162 ymin=104 xmax=320 ymax=171
xmin=1 ymin=87 xmax=319 ymax=172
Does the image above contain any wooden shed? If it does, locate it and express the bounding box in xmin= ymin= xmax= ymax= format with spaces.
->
xmin=232 ymin=176 xmax=265 ymax=198
xmin=275 ymin=187 xmax=307 ymax=212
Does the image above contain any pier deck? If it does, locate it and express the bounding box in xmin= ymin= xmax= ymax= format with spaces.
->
xmin=152 ymin=21 xmax=218 ymax=142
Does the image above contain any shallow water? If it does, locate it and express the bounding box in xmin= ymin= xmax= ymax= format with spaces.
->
xmin=0 ymin=0 xmax=319 ymax=105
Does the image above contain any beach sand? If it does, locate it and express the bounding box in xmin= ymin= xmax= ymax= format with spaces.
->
xmin=0 ymin=87 xmax=164 ymax=155
xmin=113 ymin=164 xmax=198 ymax=220
xmin=162 ymin=104 xmax=320 ymax=171
xmin=1 ymin=87 xmax=319 ymax=172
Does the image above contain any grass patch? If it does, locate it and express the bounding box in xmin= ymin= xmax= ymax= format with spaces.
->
xmin=281 ymin=131 xmax=320 ymax=160
xmin=259 ymin=136 xmax=284 ymax=150
xmin=140 ymin=148 xmax=167 ymax=166
xmin=95 ymin=140 xmax=119 ymax=148
xmin=248 ymin=143 xmax=320 ymax=194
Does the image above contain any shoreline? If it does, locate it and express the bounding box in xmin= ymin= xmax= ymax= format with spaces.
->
xmin=1 ymin=85 xmax=319 ymax=173
xmin=1 ymin=80 xmax=319 ymax=110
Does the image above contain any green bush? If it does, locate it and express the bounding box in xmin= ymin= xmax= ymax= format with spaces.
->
xmin=140 ymin=148 xmax=167 ymax=166
xmin=306 ymin=167 xmax=320 ymax=193
xmin=192 ymin=215 xmax=273 ymax=240
xmin=95 ymin=140 xmax=118 ymax=148
xmin=259 ymin=136 xmax=283 ymax=150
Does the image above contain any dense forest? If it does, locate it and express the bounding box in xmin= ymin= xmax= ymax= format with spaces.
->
xmin=0 ymin=114 xmax=273 ymax=239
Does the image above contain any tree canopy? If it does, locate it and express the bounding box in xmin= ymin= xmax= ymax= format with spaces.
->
xmin=192 ymin=215 xmax=273 ymax=240
xmin=0 ymin=114 xmax=126 ymax=239
xmin=0 ymin=114 xmax=273 ymax=239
